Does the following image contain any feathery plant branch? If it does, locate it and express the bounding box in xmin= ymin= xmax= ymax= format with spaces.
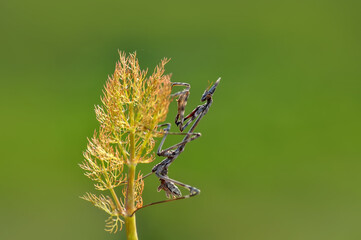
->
xmin=80 ymin=51 xmax=220 ymax=239
xmin=80 ymin=51 xmax=171 ymax=239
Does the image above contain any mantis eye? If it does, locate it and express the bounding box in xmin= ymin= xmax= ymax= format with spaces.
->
xmin=201 ymin=90 xmax=208 ymax=101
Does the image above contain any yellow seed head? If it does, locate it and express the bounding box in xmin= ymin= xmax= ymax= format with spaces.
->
xmin=80 ymin=51 xmax=172 ymax=233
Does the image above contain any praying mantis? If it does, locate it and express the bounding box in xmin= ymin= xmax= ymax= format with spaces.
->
xmin=132 ymin=78 xmax=221 ymax=215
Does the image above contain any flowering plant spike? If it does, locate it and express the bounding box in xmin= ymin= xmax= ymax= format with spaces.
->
xmin=80 ymin=52 xmax=220 ymax=239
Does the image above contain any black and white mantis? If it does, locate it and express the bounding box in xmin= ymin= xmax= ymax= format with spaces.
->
xmin=132 ymin=78 xmax=220 ymax=215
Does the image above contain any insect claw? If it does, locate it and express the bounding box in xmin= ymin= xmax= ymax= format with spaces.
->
xmin=189 ymin=187 xmax=200 ymax=196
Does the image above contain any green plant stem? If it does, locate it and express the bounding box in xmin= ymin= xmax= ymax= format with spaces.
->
xmin=125 ymin=214 xmax=138 ymax=240
xmin=125 ymin=164 xmax=138 ymax=240
xmin=109 ymin=188 xmax=122 ymax=213
xmin=125 ymin=104 xmax=138 ymax=240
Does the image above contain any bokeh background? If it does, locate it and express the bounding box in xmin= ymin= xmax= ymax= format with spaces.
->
xmin=1 ymin=0 xmax=361 ymax=239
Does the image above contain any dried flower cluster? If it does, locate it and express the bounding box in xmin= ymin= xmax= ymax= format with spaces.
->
xmin=80 ymin=52 xmax=172 ymax=233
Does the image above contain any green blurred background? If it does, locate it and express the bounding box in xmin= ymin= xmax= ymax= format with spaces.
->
xmin=1 ymin=0 xmax=361 ymax=239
